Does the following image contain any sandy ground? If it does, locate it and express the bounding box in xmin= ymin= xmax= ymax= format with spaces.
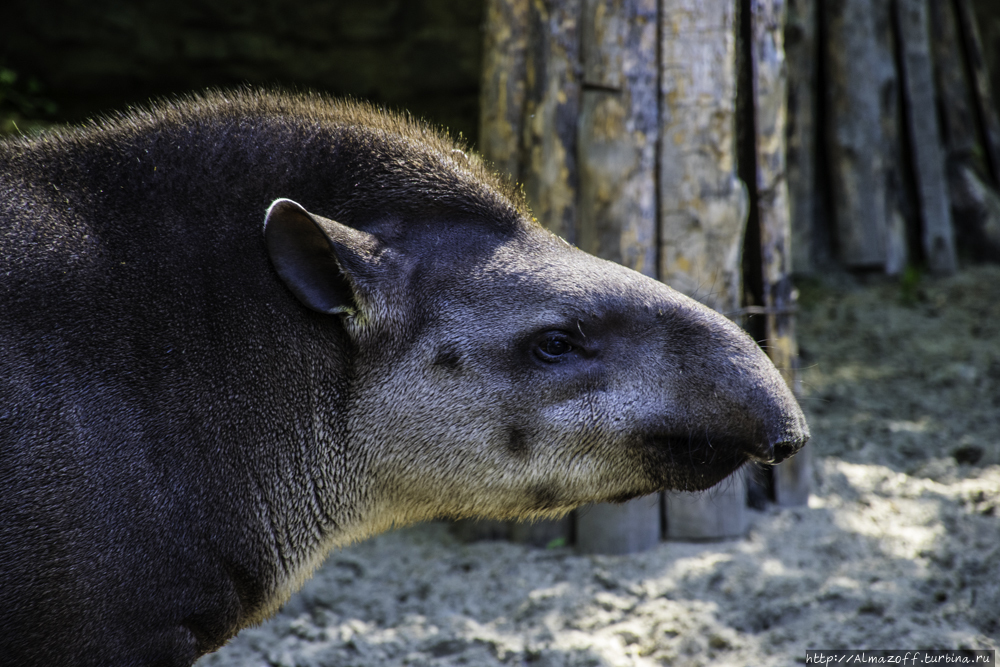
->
xmin=197 ymin=265 xmax=1000 ymax=667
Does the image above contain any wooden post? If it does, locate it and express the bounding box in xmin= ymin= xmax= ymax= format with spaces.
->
xmin=930 ymin=0 xmax=1000 ymax=260
xmin=520 ymin=0 xmax=583 ymax=244
xmin=577 ymin=0 xmax=658 ymax=277
xmin=896 ymin=0 xmax=958 ymax=275
xmin=955 ymin=0 xmax=1000 ymax=188
xmin=662 ymin=471 xmax=748 ymax=540
xmin=747 ymin=0 xmax=810 ymax=507
xmin=785 ymin=0 xmax=820 ymax=276
xmin=574 ymin=0 xmax=662 ymax=555
xmin=576 ymin=494 xmax=661 ymax=554
xmin=929 ymin=0 xmax=984 ymax=167
xmin=824 ymin=0 xmax=907 ymax=273
xmin=658 ymin=0 xmax=747 ymax=313
xmin=660 ymin=0 xmax=752 ymax=540
xmin=479 ymin=0 xmax=530 ymax=183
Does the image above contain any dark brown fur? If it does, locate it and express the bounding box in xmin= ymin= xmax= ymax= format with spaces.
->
xmin=0 ymin=90 xmax=807 ymax=666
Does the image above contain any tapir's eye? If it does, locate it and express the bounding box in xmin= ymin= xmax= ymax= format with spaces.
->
xmin=534 ymin=332 xmax=574 ymax=362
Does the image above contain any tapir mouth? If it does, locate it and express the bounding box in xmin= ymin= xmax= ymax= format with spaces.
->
xmin=636 ymin=429 xmax=808 ymax=493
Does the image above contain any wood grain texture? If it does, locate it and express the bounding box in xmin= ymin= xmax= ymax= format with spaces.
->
xmin=785 ymin=0 xmax=819 ymax=276
xmin=659 ymin=0 xmax=747 ymax=314
xmin=480 ymin=0 xmax=531 ymax=183
xmin=897 ymin=0 xmax=958 ymax=274
xmin=578 ymin=0 xmax=658 ymax=277
xmin=751 ymin=0 xmax=810 ymax=506
xmin=824 ymin=0 xmax=905 ymax=271
xmin=520 ymin=0 xmax=583 ymax=243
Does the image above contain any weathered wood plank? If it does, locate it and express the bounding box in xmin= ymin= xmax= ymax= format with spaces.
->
xmin=750 ymin=0 xmax=810 ymax=506
xmin=955 ymin=0 xmax=1000 ymax=187
xmin=824 ymin=0 xmax=906 ymax=272
xmin=658 ymin=0 xmax=747 ymax=315
xmin=752 ymin=0 xmax=795 ymax=381
xmin=520 ymin=0 xmax=583 ymax=244
xmin=936 ymin=0 xmax=1000 ymax=260
xmin=897 ymin=0 xmax=958 ymax=275
xmin=660 ymin=0 xmax=752 ymax=539
xmin=479 ymin=0 xmax=530 ymax=182
xmin=582 ymin=0 xmax=624 ymax=90
xmin=574 ymin=0 xmax=662 ymax=555
xmin=578 ymin=0 xmax=658 ymax=277
xmin=785 ymin=0 xmax=818 ymax=276
xmin=929 ymin=0 xmax=983 ymax=165
xmin=664 ymin=469 xmax=748 ymax=540
xmin=577 ymin=494 xmax=661 ymax=554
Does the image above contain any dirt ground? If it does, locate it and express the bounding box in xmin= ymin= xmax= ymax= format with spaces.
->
xmin=197 ymin=265 xmax=1000 ymax=667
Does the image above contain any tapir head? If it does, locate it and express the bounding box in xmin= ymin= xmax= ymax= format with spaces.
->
xmin=264 ymin=198 xmax=808 ymax=530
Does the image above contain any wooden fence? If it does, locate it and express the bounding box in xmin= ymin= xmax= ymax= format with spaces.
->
xmin=457 ymin=0 xmax=1000 ymax=553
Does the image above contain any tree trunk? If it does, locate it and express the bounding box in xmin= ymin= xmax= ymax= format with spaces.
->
xmin=573 ymin=0 xmax=663 ymax=555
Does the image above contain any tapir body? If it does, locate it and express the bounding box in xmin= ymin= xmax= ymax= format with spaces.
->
xmin=0 ymin=91 xmax=807 ymax=665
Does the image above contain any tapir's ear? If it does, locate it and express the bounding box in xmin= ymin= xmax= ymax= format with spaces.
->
xmin=263 ymin=198 xmax=377 ymax=316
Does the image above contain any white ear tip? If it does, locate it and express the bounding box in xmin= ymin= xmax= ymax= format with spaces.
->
xmin=266 ymin=198 xmax=306 ymax=217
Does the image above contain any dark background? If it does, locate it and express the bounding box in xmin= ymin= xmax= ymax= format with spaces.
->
xmin=0 ymin=0 xmax=483 ymax=143
xmin=2 ymin=1 xmax=1000 ymax=151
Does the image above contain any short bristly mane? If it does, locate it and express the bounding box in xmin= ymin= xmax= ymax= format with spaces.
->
xmin=0 ymin=88 xmax=532 ymax=233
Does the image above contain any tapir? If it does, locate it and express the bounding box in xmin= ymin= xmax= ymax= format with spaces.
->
xmin=0 ymin=90 xmax=808 ymax=665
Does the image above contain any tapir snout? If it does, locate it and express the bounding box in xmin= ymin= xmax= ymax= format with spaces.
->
xmin=635 ymin=278 xmax=810 ymax=488
xmin=610 ymin=270 xmax=811 ymax=494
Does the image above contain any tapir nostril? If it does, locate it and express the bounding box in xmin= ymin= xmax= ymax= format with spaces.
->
xmin=770 ymin=440 xmax=801 ymax=465
xmin=743 ymin=434 xmax=807 ymax=465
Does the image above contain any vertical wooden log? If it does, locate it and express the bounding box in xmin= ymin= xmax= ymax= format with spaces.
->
xmin=934 ymin=0 xmax=1000 ymax=259
xmin=658 ymin=0 xmax=748 ymax=315
xmin=752 ymin=0 xmax=794 ymax=383
xmin=577 ymin=0 xmax=658 ymax=282
xmin=479 ymin=0 xmax=531 ymax=182
xmin=785 ymin=0 xmax=819 ymax=275
xmin=824 ymin=0 xmax=907 ymax=272
xmin=663 ymin=472 xmax=748 ymax=540
xmin=749 ymin=0 xmax=810 ymax=507
xmin=660 ymin=0 xmax=750 ymax=541
xmin=896 ymin=0 xmax=958 ymax=275
xmin=520 ymin=0 xmax=583 ymax=244
xmin=955 ymin=0 xmax=1000 ymax=188
xmin=929 ymin=0 xmax=983 ymax=165
xmin=577 ymin=494 xmax=662 ymax=554
xmin=574 ymin=0 xmax=661 ymax=555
